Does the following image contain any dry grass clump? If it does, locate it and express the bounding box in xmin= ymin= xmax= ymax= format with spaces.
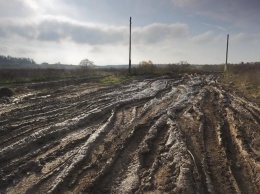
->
xmin=223 ymin=63 xmax=260 ymax=102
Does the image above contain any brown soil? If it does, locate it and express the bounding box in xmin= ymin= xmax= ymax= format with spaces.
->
xmin=0 ymin=74 xmax=259 ymax=194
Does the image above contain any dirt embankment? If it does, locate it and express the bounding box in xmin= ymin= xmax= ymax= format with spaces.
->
xmin=0 ymin=74 xmax=259 ymax=194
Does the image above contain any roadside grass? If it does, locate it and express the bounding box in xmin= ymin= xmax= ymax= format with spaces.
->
xmin=99 ymin=75 xmax=131 ymax=84
xmin=222 ymin=63 xmax=260 ymax=103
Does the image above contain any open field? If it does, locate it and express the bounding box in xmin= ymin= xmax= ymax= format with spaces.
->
xmin=0 ymin=74 xmax=260 ymax=193
xmin=222 ymin=63 xmax=260 ymax=104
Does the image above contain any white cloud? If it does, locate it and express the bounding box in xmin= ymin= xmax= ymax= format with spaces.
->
xmin=0 ymin=18 xmax=128 ymax=45
xmin=0 ymin=17 xmax=189 ymax=46
xmin=20 ymin=0 xmax=40 ymax=11
xmin=171 ymin=0 xmax=260 ymax=30
xmin=133 ymin=23 xmax=189 ymax=45
xmin=230 ymin=33 xmax=260 ymax=44
xmin=19 ymin=0 xmax=62 ymax=14
xmin=0 ymin=0 xmax=259 ymax=65
xmin=230 ymin=33 xmax=247 ymax=44
xmin=191 ymin=31 xmax=217 ymax=43
xmin=171 ymin=0 xmax=199 ymax=7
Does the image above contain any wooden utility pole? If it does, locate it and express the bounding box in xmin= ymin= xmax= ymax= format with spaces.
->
xmin=225 ymin=34 xmax=229 ymax=72
xmin=129 ymin=17 xmax=132 ymax=74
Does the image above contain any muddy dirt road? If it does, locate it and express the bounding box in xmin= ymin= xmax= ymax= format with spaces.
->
xmin=0 ymin=74 xmax=260 ymax=194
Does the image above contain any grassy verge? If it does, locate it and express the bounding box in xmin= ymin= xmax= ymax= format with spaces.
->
xmin=99 ymin=75 xmax=131 ymax=84
xmin=221 ymin=63 xmax=260 ymax=103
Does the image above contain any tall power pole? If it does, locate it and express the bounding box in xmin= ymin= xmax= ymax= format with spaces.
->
xmin=129 ymin=17 xmax=132 ymax=74
xmin=225 ymin=34 xmax=229 ymax=72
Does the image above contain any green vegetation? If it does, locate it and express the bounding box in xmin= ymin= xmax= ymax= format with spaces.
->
xmin=99 ymin=76 xmax=130 ymax=84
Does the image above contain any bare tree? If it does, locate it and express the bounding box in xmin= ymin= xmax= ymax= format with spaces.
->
xmin=79 ymin=59 xmax=95 ymax=68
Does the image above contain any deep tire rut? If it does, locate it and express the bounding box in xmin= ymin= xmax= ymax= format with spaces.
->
xmin=0 ymin=74 xmax=259 ymax=194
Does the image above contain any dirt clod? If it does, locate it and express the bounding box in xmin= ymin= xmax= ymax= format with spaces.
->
xmin=0 ymin=87 xmax=13 ymax=98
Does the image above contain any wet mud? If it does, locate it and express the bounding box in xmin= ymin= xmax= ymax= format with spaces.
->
xmin=0 ymin=74 xmax=259 ymax=194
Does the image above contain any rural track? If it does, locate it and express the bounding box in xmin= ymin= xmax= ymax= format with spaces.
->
xmin=0 ymin=74 xmax=259 ymax=194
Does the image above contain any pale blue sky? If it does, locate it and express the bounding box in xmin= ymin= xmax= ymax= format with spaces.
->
xmin=0 ymin=0 xmax=259 ymax=65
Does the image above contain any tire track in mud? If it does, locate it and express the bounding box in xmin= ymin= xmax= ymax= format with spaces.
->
xmin=0 ymin=75 xmax=259 ymax=194
xmin=200 ymin=88 xmax=239 ymax=194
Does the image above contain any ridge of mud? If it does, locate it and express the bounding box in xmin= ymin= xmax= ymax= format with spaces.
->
xmin=0 ymin=74 xmax=259 ymax=194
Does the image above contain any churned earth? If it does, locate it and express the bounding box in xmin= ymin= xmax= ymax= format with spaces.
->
xmin=0 ymin=74 xmax=259 ymax=194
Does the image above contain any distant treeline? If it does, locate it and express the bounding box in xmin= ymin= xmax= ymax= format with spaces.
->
xmin=0 ymin=55 xmax=36 ymax=66
xmin=0 ymin=68 xmax=97 ymax=84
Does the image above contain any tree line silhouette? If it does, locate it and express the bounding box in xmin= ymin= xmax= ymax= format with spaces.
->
xmin=0 ymin=55 xmax=36 ymax=66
